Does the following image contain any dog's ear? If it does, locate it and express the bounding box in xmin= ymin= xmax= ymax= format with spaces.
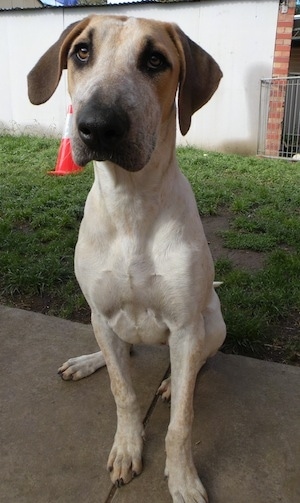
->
xmin=27 ymin=17 xmax=91 ymax=105
xmin=173 ymin=26 xmax=222 ymax=136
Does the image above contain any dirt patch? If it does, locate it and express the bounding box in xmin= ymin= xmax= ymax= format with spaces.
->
xmin=264 ymin=311 xmax=300 ymax=366
xmin=202 ymin=214 xmax=299 ymax=366
xmin=202 ymin=214 xmax=266 ymax=271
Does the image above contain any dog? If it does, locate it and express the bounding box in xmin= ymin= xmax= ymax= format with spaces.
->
xmin=28 ymin=15 xmax=226 ymax=503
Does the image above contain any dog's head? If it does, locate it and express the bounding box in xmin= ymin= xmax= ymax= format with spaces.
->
xmin=28 ymin=15 xmax=222 ymax=171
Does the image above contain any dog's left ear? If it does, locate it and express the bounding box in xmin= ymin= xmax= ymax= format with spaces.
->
xmin=173 ymin=26 xmax=222 ymax=136
xmin=28 ymin=17 xmax=91 ymax=105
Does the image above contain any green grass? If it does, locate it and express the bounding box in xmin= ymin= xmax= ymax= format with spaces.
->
xmin=178 ymin=147 xmax=300 ymax=362
xmin=0 ymin=135 xmax=93 ymax=318
xmin=1 ymin=136 xmax=299 ymax=364
xmin=178 ymin=148 xmax=300 ymax=251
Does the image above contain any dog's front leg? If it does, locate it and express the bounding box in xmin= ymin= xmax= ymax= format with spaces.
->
xmin=91 ymin=312 xmax=144 ymax=486
xmin=165 ymin=317 xmax=208 ymax=503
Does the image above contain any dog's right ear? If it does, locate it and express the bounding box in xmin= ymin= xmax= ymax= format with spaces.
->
xmin=27 ymin=17 xmax=91 ymax=105
xmin=172 ymin=25 xmax=222 ymax=136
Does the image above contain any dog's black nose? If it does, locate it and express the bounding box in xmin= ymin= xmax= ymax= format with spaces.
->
xmin=77 ymin=102 xmax=130 ymax=151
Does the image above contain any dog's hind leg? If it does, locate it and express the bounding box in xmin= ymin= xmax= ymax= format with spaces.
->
xmin=58 ymin=351 xmax=106 ymax=381
xmin=157 ymin=376 xmax=171 ymax=402
xmin=158 ymin=287 xmax=226 ymax=403
xmin=202 ymin=289 xmax=226 ymax=359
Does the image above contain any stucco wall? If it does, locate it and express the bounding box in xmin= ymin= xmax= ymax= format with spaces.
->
xmin=0 ymin=1 xmax=279 ymax=154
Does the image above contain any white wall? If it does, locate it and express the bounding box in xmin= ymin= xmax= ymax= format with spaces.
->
xmin=0 ymin=1 xmax=278 ymax=154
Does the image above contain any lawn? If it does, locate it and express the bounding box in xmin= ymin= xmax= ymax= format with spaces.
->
xmin=0 ymin=135 xmax=299 ymax=364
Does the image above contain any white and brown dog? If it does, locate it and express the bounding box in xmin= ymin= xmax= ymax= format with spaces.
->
xmin=28 ymin=15 xmax=226 ymax=503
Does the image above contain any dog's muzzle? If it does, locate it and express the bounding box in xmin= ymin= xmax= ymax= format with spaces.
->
xmin=78 ymin=104 xmax=129 ymax=153
xmin=73 ymin=97 xmax=135 ymax=165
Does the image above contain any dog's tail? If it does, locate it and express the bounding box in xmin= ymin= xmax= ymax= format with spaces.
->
xmin=213 ymin=281 xmax=223 ymax=288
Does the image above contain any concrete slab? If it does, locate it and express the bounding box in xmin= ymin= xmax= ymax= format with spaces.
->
xmin=112 ymin=354 xmax=300 ymax=503
xmin=0 ymin=305 xmax=169 ymax=503
xmin=1 ymin=305 xmax=300 ymax=503
xmin=192 ymin=354 xmax=300 ymax=503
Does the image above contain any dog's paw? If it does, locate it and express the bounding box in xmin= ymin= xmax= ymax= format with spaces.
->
xmin=171 ymin=486 xmax=208 ymax=503
xmin=107 ymin=430 xmax=144 ymax=486
xmin=165 ymin=465 xmax=208 ymax=503
xmin=157 ymin=376 xmax=171 ymax=401
xmin=58 ymin=351 xmax=106 ymax=381
xmin=165 ymin=477 xmax=208 ymax=503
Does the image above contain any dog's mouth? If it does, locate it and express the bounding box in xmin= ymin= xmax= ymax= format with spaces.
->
xmin=72 ymin=133 xmax=155 ymax=172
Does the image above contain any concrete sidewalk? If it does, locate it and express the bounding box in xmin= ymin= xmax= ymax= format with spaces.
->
xmin=1 ymin=304 xmax=300 ymax=503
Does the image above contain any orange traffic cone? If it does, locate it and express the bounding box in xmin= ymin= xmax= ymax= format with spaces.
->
xmin=48 ymin=105 xmax=83 ymax=176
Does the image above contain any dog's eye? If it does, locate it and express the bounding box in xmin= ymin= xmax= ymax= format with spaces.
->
xmin=138 ymin=42 xmax=171 ymax=76
xmin=76 ymin=44 xmax=89 ymax=63
xmin=147 ymin=52 xmax=166 ymax=70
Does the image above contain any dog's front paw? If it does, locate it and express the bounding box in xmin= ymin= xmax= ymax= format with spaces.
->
xmin=165 ymin=463 xmax=208 ymax=503
xmin=107 ymin=429 xmax=144 ymax=486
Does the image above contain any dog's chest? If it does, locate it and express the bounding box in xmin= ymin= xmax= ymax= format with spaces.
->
xmin=76 ymin=181 xmax=203 ymax=345
xmin=82 ymin=242 xmax=171 ymax=345
xmin=107 ymin=301 xmax=169 ymax=345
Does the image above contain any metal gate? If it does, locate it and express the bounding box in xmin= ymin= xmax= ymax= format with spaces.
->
xmin=258 ymin=76 xmax=300 ymax=158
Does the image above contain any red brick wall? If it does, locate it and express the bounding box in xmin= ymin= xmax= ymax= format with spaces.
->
xmin=265 ymin=1 xmax=296 ymax=156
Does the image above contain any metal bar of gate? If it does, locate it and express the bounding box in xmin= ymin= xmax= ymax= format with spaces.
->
xmin=258 ymin=76 xmax=300 ymax=158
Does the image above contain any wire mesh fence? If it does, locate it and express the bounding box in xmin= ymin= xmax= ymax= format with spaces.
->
xmin=258 ymin=76 xmax=300 ymax=159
